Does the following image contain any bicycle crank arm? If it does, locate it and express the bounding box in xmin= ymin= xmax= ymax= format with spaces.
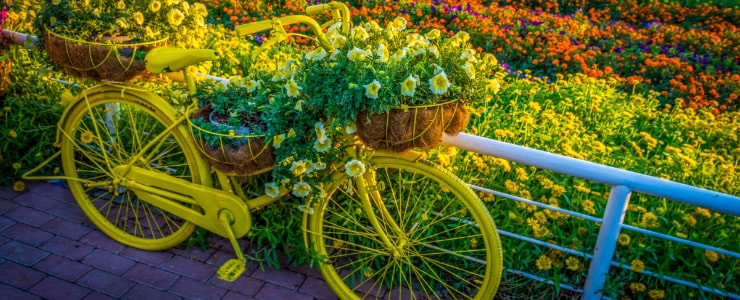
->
xmin=112 ymin=165 xmax=252 ymax=239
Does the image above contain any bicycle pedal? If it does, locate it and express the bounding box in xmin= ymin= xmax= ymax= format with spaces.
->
xmin=217 ymin=259 xmax=246 ymax=282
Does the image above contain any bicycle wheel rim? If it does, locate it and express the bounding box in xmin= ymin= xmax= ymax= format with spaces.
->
xmin=60 ymin=92 xmax=203 ymax=250
xmin=308 ymin=157 xmax=503 ymax=299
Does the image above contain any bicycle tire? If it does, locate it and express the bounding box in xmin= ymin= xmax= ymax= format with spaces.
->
xmin=306 ymin=157 xmax=503 ymax=299
xmin=59 ymin=89 xmax=207 ymax=251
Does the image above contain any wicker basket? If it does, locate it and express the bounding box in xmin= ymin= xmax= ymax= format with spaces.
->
xmin=356 ymin=100 xmax=470 ymax=152
xmin=188 ymin=105 xmax=275 ymax=176
xmin=44 ymin=29 xmax=166 ymax=82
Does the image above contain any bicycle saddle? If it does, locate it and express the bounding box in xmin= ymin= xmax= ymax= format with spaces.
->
xmin=145 ymin=47 xmax=217 ymax=74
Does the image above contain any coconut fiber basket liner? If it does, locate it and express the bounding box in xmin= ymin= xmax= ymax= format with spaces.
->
xmin=44 ymin=29 xmax=166 ymax=82
xmin=357 ymin=100 xmax=470 ymax=152
xmin=188 ymin=105 xmax=275 ymax=177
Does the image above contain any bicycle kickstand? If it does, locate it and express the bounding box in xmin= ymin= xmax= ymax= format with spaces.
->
xmin=215 ymin=210 xmax=247 ymax=282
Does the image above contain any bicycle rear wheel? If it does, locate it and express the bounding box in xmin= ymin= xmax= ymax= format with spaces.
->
xmin=306 ymin=157 xmax=503 ymax=299
xmin=59 ymin=89 xmax=207 ymax=251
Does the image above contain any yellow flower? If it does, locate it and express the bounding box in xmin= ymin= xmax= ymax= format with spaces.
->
xmin=581 ymin=199 xmax=596 ymax=215
xmin=483 ymin=53 xmax=498 ymax=67
xmin=313 ymin=138 xmax=332 ymax=153
xmin=504 ymin=180 xmax=518 ymax=193
xmin=291 ymin=160 xmax=308 ymax=176
xmin=314 ymin=122 xmax=327 ymax=142
xmin=400 ymin=74 xmax=418 ymax=97
xmin=694 ymin=207 xmax=711 ymax=218
xmin=429 ymin=71 xmax=451 ymax=95
xmin=376 ymin=43 xmax=389 ymax=63
xmin=364 ymin=80 xmax=381 ymax=99
xmin=347 ymin=47 xmax=369 ymax=62
xmin=116 ymin=0 xmax=125 ymax=10
xmin=462 ymin=61 xmax=475 ymax=79
xmin=345 ymin=121 xmax=356 ymax=134
xmin=388 ymin=16 xmax=407 ymax=31
xmin=12 ymin=181 xmax=25 ymax=192
xmin=265 ymin=182 xmax=280 ymax=198
xmin=630 ymin=259 xmax=645 ymax=273
xmin=535 ymin=255 xmax=552 ymax=270
xmin=192 ymin=2 xmax=208 ymax=16
xmin=297 ymin=204 xmax=315 ymax=215
xmin=133 ymin=12 xmax=145 ymax=25
xmin=350 ymin=26 xmax=369 ymax=41
xmin=285 ymin=79 xmax=301 ymax=98
xmin=648 ymin=290 xmax=665 ymax=299
xmin=630 ymin=282 xmax=646 ymax=292
xmin=424 ymin=29 xmax=441 ymax=40
xmin=565 ymin=256 xmax=580 ymax=271
xmin=515 ymin=168 xmax=528 ymax=181
xmin=641 ymin=212 xmax=659 ymax=228
xmin=80 ymin=130 xmax=94 ymax=144
xmin=8 ymin=130 xmax=17 ymax=138
xmin=272 ymin=134 xmax=286 ymax=149
xmin=486 ymin=78 xmax=501 ymax=94
xmin=52 ymin=0 xmax=61 ymax=5
xmin=345 ymin=159 xmax=366 ymax=177
xmin=149 ymin=0 xmax=162 ymax=12
xmin=291 ymin=181 xmax=311 ymax=198
xmin=12 ymin=163 xmax=21 ymax=170
xmin=617 ymin=233 xmax=631 ymax=246
xmin=245 ymin=79 xmax=258 ymax=93
xmin=167 ymin=9 xmax=185 ymax=26
xmin=704 ymin=249 xmax=719 ymax=262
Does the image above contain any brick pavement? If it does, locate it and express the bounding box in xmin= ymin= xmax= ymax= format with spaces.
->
xmin=0 ymin=181 xmax=338 ymax=300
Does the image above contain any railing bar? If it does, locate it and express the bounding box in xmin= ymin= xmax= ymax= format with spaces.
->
xmin=469 ymin=184 xmax=603 ymax=223
xmin=444 ymin=133 xmax=740 ymax=216
xmin=621 ymin=224 xmax=740 ymax=259
xmin=496 ymin=229 xmax=594 ymax=259
xmin=504 ymin=268 xmax=585 ymax=294
xmin=609 ymin=261 xmax=740 ymax=299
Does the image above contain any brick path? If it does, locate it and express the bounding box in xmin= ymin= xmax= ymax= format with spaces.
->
xmin=0 ymin=181 xmax=338 ymax=300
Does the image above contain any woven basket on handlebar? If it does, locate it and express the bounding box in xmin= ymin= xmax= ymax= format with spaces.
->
xmin=356 ymin=100 xmax=470 ymax=152
xmin=188 ymin=105 xmax=275 ymax=177
xmin=44 ymin=29 xmax=166 ymax=82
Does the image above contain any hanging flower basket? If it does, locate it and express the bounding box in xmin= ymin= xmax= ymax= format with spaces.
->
xmin=43 ymin=29 xmax=166 ymax=82
xmin=188 ymin=105 xmax=275 ymax=176
xmin=356 ymin=100 xmax=470 ymax=152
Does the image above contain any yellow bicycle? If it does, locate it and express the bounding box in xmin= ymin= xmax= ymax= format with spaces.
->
xmin=19 ymin=2 xmax=503 ymax=299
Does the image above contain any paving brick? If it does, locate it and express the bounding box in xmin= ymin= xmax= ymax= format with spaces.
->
xmin=0 ymin=240 xmax=50 ymax=266
xmin=122 ymin=284 xmax=182 ymax=300
xmin=299 ymin=277 xmax=338 ymax=300
xmin=222 ymin=290 xmax=256 ymax=300
xmin=15 ymin=192 xmax=59 ymax=212
xmin=1 ymin=223 xmax=54 ymax=246
xmin=168 ymin=276 xmax=227 ymax=300
xmin=0 ymin=260 xmax=46 ymax=289
xmin=34 ymin=254 xmax=92 ymax=282
xmin=0 ymin=199 xmax=19 ymax=215
xmin=0 ymin=282 xmax=41 ymax=300
xmin=0 ymin=216 xmax=16 ymax=232
xmin=207 ymin=272 xmax=265 ymax=297
xmin=169 ymin=245 xmax=217 ymax=263
xmin=29 ymin=183 xmax=74 ymax=203
xmin=77 ymin=269 xmax=135 ymax=298
xmin=0 ymin=186 xmax=17 ymax=200
xmin=4 ymin=206 xmax=54 ymax=227
xmin=40 ymin=235 xmax=94 ymax=261
xmin=44 ymin=201 xmax=88 ymax=223
xmin=162 ymin=255 xmax=215 ymax=281
xmin=30 ymin=276 xmax=91 ymax=300
xmin=123 ymin=264 xmax=179 ymax=290
xmin=251 ymin=265 xmax=307 ymax=290
xmin=288 ymin=262 xmax=325 ymax=278
xmin=83 ymin=291 xmax=117 ymax=300
xmin=42 ymin=218 xmax=93 ymax=241
xmin=254 ymin=283 xmax=313 ymax=300
xmin=121 ymin=247 xmax=173 ymax=266
xmin=80 ymin=231 xmax=126 ymax=254
xmin=82 ymin=249 xmax=135 ymax=275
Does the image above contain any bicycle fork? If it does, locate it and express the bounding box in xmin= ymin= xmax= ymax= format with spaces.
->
xmin=354 ymin=169 xmax=410 ymax=259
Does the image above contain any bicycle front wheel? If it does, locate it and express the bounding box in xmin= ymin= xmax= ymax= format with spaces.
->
xmin=306 ymin=157 xmax=503 ymax=299
xmin=59 ymin=89 xmax=207 ymax=251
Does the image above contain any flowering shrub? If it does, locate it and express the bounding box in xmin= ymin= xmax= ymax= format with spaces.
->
xmin=35 ymin=0 xmax=209 ymax=47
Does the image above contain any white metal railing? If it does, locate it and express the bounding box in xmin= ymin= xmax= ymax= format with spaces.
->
xmin=443 ymin=133 xmax=740 ymax=300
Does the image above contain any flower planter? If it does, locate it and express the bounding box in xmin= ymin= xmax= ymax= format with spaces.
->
xmin=44 ymin=29 xmax=166 ymax=82
xmin=356 ymin=101 xmax=470 ymax=152
xmin=189 ymin=104 xmax=274 ymax=176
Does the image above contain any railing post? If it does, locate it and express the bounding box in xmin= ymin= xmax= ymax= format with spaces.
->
xmin=583 ymin=185 xmax=632 ymax=299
